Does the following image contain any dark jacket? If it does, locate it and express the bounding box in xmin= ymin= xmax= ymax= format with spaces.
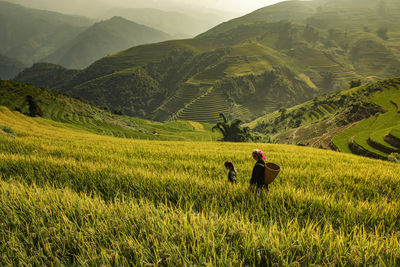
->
xmin=228 ymin=169 xmax=237 ymax=184
xmin=250 ymin=160 xmax=266 ymax=188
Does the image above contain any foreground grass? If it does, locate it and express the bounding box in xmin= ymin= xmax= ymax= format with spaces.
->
xmin=0 ymin=106 xmax=399 ymax=265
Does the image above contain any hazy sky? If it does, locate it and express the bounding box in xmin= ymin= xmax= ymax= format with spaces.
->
xmin=9 ymin=0 xmax=286 ymax=17
xmin=116 ymin=0 xmax=286 ymax=13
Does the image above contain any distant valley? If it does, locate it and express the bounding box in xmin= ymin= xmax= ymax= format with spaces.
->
xmin=0 ymin=0 xmax=225 ymax=76
xmin=15 ymin=0 xmax=400 ymax=124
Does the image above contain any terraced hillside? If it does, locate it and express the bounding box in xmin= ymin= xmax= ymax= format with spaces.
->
xmin=0 ymin=80 xmax=219 ymax=141
xmin=0 ymin=97 xmax=399 ymax=265
xmin=172 ymin=87 xmax=229 ymax=122
xmin=16 ymin=0 xmax=400 ymax=123
xmin=333 ymin=81 xmax=400 ymax=160
xmin=250 ymin=78 xmax=400 ymax=159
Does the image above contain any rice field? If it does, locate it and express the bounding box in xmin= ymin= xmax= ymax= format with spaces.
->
xmin=0 ymin=106 xmax=399 ymax=266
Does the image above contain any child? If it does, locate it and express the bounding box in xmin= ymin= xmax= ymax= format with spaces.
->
xmin=224 ymin=161 xmax=237 ymax=184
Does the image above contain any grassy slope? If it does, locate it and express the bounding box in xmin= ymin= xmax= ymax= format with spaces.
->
xmin=249 ymin=77 xmax=400 ymax=158
xmin=333 ymin=81 xmax=400 ymax=157
xmin=0 ymin=80 xmax=218 ymax=141
xmin=0 ymin=102 xmax=399 ymax=265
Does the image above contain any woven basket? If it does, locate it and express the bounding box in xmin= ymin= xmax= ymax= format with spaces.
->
xmin=264 ymin=162 xmax=280 ymax=185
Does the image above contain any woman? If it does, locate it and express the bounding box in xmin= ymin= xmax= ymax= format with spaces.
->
xmin=224 ymin=161 xmax=237 ymax=184
xmin=250 ymin=149 xmax=268 ymax=190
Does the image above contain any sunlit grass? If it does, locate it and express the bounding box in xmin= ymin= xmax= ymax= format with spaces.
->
xmin=0 ymin=106 xmax=399 ymax=265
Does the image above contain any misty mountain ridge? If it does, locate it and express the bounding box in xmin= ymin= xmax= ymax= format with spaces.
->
xmin=14 ymin=0 xmax=400 ymax=123
xmin=0 ymin=1 xmax=93 ymax=65
xmin=0 ymin=54 xmax=26 ymax=79
xmin=0 ymin=0 xmax=229 ymax=75
xmin=44 ymin=16 xmax=172 ymax=69
xmin=100 ymin=7 xmax=227 ymax=37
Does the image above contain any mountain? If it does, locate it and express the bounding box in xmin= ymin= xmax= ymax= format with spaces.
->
xmin=14 ymin=0 xmax=400 ymax=123
xmin=100 ymin=8 xmax=226 ymax=37
xmin=44 ymin=17 xmax=172 ymax=69
xmin=0 ymin=54 xmax=26 ymax=79
xmin=0 ymin=80 xmax=218 ymax=141
xmin=249 ymin=77 xmax=400 ymax=160
xmin=0 ymin=1 xmax=94 ymax=66
xmin=14 ymin=63 xmax=80 ymax=89
xmin=2 ymin=0 xmax=109 ymax=17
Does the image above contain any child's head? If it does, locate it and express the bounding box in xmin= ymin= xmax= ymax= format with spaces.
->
xmin=224 ymin=161 xmax=234 ymax=170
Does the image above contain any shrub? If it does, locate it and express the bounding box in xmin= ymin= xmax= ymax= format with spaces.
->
xmin=26 ymin=95 xmax=43 ymax=117
xmin=388 ymin=153 xmax=400 ymax=163
xmin=376 ymin=27 xmax=388 ymax=40
xmin=349 ymin=80 xmax=362 ymax=89
xmin=0 ymin=125 xmax=15 ymax=135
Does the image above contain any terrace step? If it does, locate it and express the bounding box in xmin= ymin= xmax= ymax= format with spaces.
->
xmin=384 ymin=133 xmax=400 ymax=149
xmin=172 ymin=87 xmax=229 ymax=123
xmin=348 ymin=136 xmax=387 ymax=160
xmin=367 ymin=137 xmax=400 ymax=154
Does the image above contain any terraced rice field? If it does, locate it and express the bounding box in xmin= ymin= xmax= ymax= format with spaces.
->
xmin=333 ymin=80 xmax=400 ymax=159
xmin=173 ymin=87 xmax=229 ymax=123
xmin=157 ymin=86 xmax=205 ymax=115
xmin=0 ymin=105 xmax=399 ymax=265
xmin=0 ymin=81 xmax=219 ymax=142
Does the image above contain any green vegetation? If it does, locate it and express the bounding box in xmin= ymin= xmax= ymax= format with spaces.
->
xmin=16 ymin=0 xmax=400 ymax=123
xmin=377 ymin=27 xmax=389 ymax=40
xmin=0 ymin=80 xmax=219 ymax=141
xmin=250 ymin=78 xmax=400 ymax=159
xmin=350 ymin=79 xmax=362 ymax=88
xmin=333 ymin=79 xmax=400 ymax=159
xmin=0 ymin=103 xmax=399 ymax=265
xmin=388 ymin=153 xmax=400 ymax=163
xmin=212 ymin=113 xmax=253 ymax=142
xmin=0 ymin=125 xmax=14 ymax=135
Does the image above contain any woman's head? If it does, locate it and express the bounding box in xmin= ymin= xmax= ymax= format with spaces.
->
xmin=224 ymin=161 xmax=234 ymax=170
xmin=252 ymin=149 xmax=267 ymax=161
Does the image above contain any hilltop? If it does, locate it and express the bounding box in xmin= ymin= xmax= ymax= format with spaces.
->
xmin=0 ymin=1 xmax=93 ymax=66
xmin=249 ymin=77 xmax=400 ymax=160
xmin=44 ymin=17 xmax=172 ymax=69
xmin=101 ymin=8 xmax=224 ymax=37
xmin=15 ymin=0 xmax=400 ymax=123
xmin=0 ymin=80 xmax=219 ymax=141
xmin=0 ymin=2 xmax=171 ymax=70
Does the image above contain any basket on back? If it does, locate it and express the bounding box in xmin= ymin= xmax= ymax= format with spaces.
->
xmin=264 ymin=162 xmax=280 ymax=184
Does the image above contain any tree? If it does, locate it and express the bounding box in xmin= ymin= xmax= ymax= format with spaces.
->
xmin=376 ymin=27 xmax=388 ymax=40
xmin=388 ymin=153 xmax=400 ymax=163
xmin=321 ymin=71 xmax=335 ymax=89
xmin=212 ymin=114 xmax=253 ymax=142
xmin=349 ymin=80 xmax=362 ymax=89
xmin=25 ymin=95 xmax=43 ymax=117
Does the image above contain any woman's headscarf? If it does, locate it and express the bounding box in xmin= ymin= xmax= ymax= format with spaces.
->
xmin=253 ymin=149 xmax=267 ymax=161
